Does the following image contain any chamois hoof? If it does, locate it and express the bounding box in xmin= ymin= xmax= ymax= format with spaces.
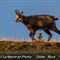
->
xmin=32 ymin=39 xmax=37 ymax=42
xmin=47 ymin=40 xmax=50 ymax=42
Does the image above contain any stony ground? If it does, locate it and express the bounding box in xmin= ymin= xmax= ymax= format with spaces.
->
xmin=0 ymin=40 xmax=60 ymax=54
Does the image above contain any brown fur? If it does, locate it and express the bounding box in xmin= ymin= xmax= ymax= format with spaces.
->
xmin=15 ymin=10 xmax=60 ymax=41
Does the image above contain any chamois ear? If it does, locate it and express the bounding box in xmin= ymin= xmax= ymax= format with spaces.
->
xmin=15 ymin=10 xmax=18 ymax=13
xmin=15 ymin=10 xmax=20 ymax=15
xmin=21 ymin=11 xmax=23 ymax=14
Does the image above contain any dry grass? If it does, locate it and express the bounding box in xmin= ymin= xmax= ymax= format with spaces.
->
xmin=0 ymin=40 xmax=60 ymax=54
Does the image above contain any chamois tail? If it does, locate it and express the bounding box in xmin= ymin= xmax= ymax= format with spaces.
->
xmin=51 ymin=16 xmax=59 ymax=21
xmin=54 ymin=17 xmax=59 ymax=20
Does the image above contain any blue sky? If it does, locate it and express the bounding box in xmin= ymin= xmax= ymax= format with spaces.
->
xmin=0 ymin=0 xmax=60 ymax=41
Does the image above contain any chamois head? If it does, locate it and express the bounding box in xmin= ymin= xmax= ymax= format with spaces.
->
xmin=15 ymin=10 xmax=23 ymax=22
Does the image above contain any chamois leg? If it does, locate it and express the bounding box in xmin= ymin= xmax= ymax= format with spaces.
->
xmin=29 ymin=30 xmax=36 ymax=41
xmin=44 ymin=30 xmax=52 ymax=41
xmin=51 ymin=27 xmax=60 ymax=34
